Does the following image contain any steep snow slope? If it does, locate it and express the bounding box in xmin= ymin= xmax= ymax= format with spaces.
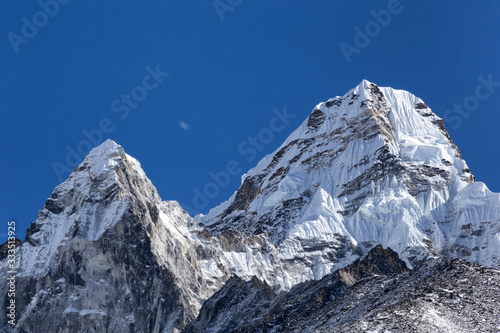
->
xmin=197 ymin=80 xmax=500 ymax=287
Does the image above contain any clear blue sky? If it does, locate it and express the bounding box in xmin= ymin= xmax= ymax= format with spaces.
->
xmin=1 ymin=1 xmax=500 ymax=243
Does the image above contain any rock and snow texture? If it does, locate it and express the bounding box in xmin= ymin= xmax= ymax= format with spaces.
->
xmin=0 ymin=140 xmax=284 ymax=332
xmin=0 ymin=140 xmax=213 ymax=332
xmin=1 ymin=80 xmax=500 ymax=332
xmin=184 ymin=246 xmax=500 ymax=333
xmin=197 ymin=80 xmax=500 ymax=287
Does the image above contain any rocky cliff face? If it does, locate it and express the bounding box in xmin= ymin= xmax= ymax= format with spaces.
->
xmin=0 ymin=141 xmax=287 ymax=332
xmin=184 ymin=246 xmax=500 ymax=333
xmin=184 ymin=245 xmax=408 ymax=333
xmin=1 ymin=80 xmax=500 ymax=332
xmin=1 ymin=141 xmax=216 ymax=332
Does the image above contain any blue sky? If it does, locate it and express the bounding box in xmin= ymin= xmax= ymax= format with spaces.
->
xmin=1 ymin=1 xmax=500 ymax=243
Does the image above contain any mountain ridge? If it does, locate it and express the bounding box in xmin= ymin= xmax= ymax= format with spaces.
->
xmin=2 ymin=80 xmax=500 ymax=332
xmin=195 ymin=79 xmax=500 ymax=286
xmin=184 ymin=245 xmax=500 ymax=333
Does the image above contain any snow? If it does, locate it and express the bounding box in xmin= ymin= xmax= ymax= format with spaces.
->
xmin=5 ymin=80 xmax=500 ymax=317
xmin=63 ymin=307 xmax=107 ymax=316
xmin=86 ymin=139 xmax=123 ymax=174
xmin=197 ymin=79 xmax=500 ymax=283
xmin=14 ymin=140 xmax=134 ymax=277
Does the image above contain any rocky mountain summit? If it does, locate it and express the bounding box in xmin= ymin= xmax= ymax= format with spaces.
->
xmin=2 ymin=80 xmax=500 ymax=332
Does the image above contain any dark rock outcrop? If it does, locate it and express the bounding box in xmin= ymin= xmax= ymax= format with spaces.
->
xmin=306 ymin=109 xmax=326 ymax=130
xmin=184 ymin=245 xmax=409 ymax=332
xmin=0 ymin=238 xmax=22 ymax=261
xmin=184 ymin=246 xmax=500 ymax=332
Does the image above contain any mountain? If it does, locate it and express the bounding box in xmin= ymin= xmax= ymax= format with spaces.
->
xmin=2 ymin=80 xmax=499 ymax=332
xmin=1 ymin=140 xmax=214 ymax=332
xmin=184 ymin=245 xmax=500 ymax=333
xmin=0 ymin=140 xmax=285 ymax=332
xmin=197 ymin=79 xmax=500 ymax=287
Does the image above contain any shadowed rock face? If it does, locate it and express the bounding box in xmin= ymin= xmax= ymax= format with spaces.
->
xmin=307 ymin=109 xmax=326 ymax=130
xmin=0 ymin=239 xmax=22 ymax=261
xmin=333 ymin=245 xmax=407 ymax=285
xmin=183 ymin=245 xmax=408 ymax=332
xmin=11 ymin=211 xmax=193 ymax=333
xmin=184 ymin=276 xmax=276 ymax=333
xmin=224 ymin=175 xmax=264 ymax=214
xmin=184 ymin=246 xmax=500 ymax=333
xmin=0 ymin=141 xmax=215 ymax=333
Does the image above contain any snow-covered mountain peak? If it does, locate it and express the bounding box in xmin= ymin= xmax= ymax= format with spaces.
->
xmin=4 ymin=140 xmax=229 ymax=331
xmin=246 ymin=80 xmax=461 ymax=173
xmin=18 ymin=139 xmax=160 ymax=276
xmin=87 ymin=138 xmax=123 ymax=157
xmin=2 ymin=82 xmax=500 ymax=332
xmin=89 ymin=138 xmax=122 ymax=154
xmin=344 ymin=78 xmax=374 ymax=99
xmin=198 ymin=81 xmax=499 ymax=276
xmin=310 ymin=80 xmax=454 ymax=147
xmin=82 ymin=139 xmax=125 ymax=175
